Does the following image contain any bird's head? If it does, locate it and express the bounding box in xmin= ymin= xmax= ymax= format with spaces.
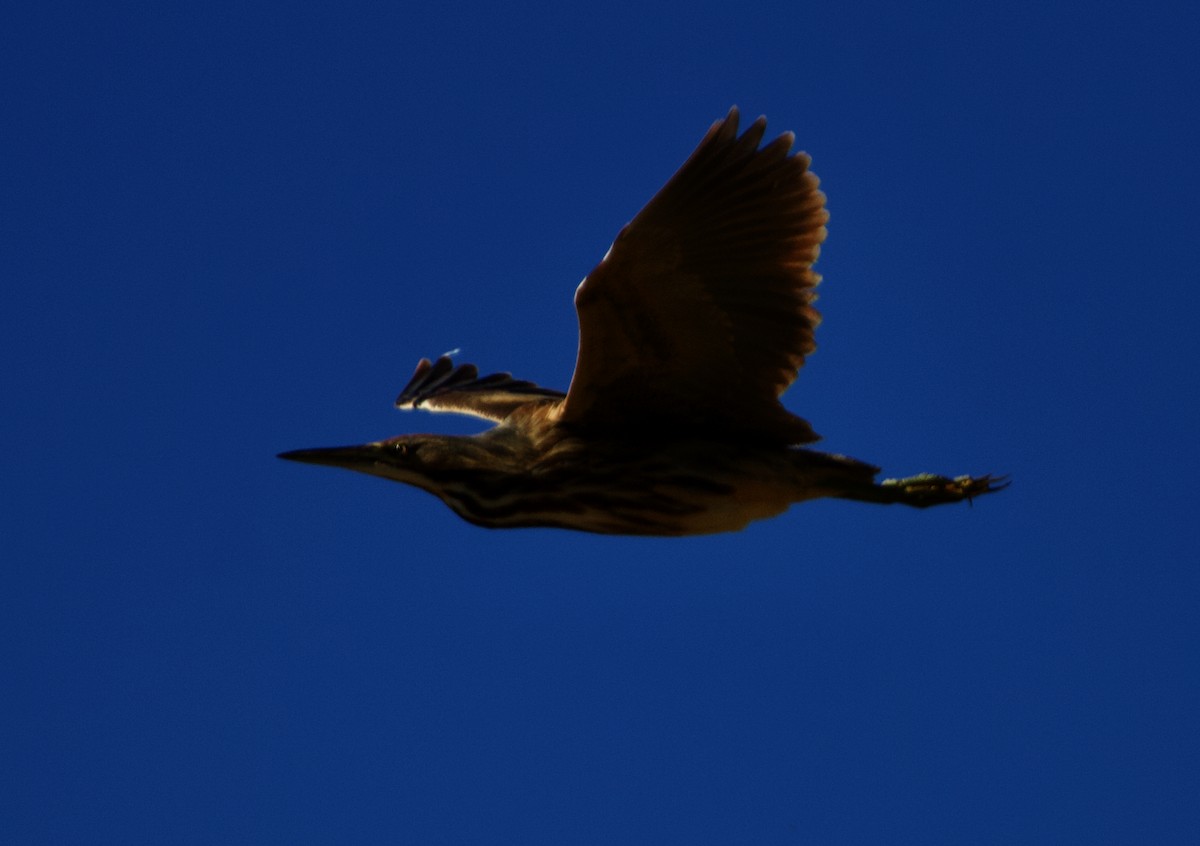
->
xmin=278 ymin=434 xmax=513 ymax=499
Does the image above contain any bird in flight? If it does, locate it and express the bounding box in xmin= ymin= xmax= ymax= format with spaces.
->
xmin=280 ymin=108 xmax=1005 ymax=535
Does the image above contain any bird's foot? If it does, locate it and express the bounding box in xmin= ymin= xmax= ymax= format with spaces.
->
xmin=878 ymin=473 xmax=1009 ymax=508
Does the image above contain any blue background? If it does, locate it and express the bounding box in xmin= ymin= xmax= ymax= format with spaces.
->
xmin=5 ymin=1 xmax=1198 ymax=843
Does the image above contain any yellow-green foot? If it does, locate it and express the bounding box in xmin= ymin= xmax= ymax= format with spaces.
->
xmin=878 ymin=473 xmax=1009 ymax=507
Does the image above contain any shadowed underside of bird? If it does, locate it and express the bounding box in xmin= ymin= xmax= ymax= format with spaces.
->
xmin=280 ymin=108 xmax=1006 ymax=536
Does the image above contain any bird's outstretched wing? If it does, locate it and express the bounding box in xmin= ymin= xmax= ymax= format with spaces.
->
xmin=395 ymin=356 xmax=565 ymax=423
xmin=562 ymin=107 xmax=827 ymax=444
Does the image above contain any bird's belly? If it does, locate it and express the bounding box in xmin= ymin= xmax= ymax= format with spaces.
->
xmin=548 ymin=466 xmax=802 ymax=536
xmin=500 ymin=440 xmax=824 ymax=536
xmin=671 ymin=479 xmax=799 ymax=535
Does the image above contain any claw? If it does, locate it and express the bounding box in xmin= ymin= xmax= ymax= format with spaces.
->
xmin=878 ymin=472 xmax=1009 ymax=508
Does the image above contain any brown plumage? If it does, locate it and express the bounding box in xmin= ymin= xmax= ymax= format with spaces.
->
xmin=280 ymin=108 xmax=1005 ymax=535
xmin=564 ymin=111 xmax=824 ymax=444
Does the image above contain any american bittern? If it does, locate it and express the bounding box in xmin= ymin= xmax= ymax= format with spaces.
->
xmin=281 ymin=108 xmax=1005 ymax=535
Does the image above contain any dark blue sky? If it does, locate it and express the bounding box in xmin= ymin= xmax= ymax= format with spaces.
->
xmin=5 ymin=1 xmax=1198 ymax=843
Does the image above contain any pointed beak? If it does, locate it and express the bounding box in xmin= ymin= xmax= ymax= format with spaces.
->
xmin=277 ymin=443 xmax=385 ymax=470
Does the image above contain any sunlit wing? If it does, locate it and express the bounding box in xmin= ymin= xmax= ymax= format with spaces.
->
xmin=396 ymin=356 xmax=565 ymax=423
xmin=561 ymin=107 xmax=827 ymax=443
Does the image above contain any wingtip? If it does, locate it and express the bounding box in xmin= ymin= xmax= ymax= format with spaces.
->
xmin=711 ymin=106 xmax=740 ymax=141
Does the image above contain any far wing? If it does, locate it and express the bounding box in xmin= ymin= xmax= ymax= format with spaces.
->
xmin=395 ymin=356 xmax=565 ymax=423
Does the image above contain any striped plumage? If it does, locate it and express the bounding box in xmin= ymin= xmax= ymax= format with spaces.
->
xmin=280 ymin=109 xmax=1004 ymax=536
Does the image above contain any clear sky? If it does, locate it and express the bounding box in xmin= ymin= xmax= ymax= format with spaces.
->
xmin=4 ymin=1 xmax=1198 ymax=843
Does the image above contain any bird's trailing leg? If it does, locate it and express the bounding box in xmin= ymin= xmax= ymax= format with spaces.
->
xmin=837 ymin=473 xmax=1009 ymax=508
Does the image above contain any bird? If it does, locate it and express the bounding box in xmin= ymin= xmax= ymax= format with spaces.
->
xmin=279 ymin=107 xmax=1005 ymax=536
